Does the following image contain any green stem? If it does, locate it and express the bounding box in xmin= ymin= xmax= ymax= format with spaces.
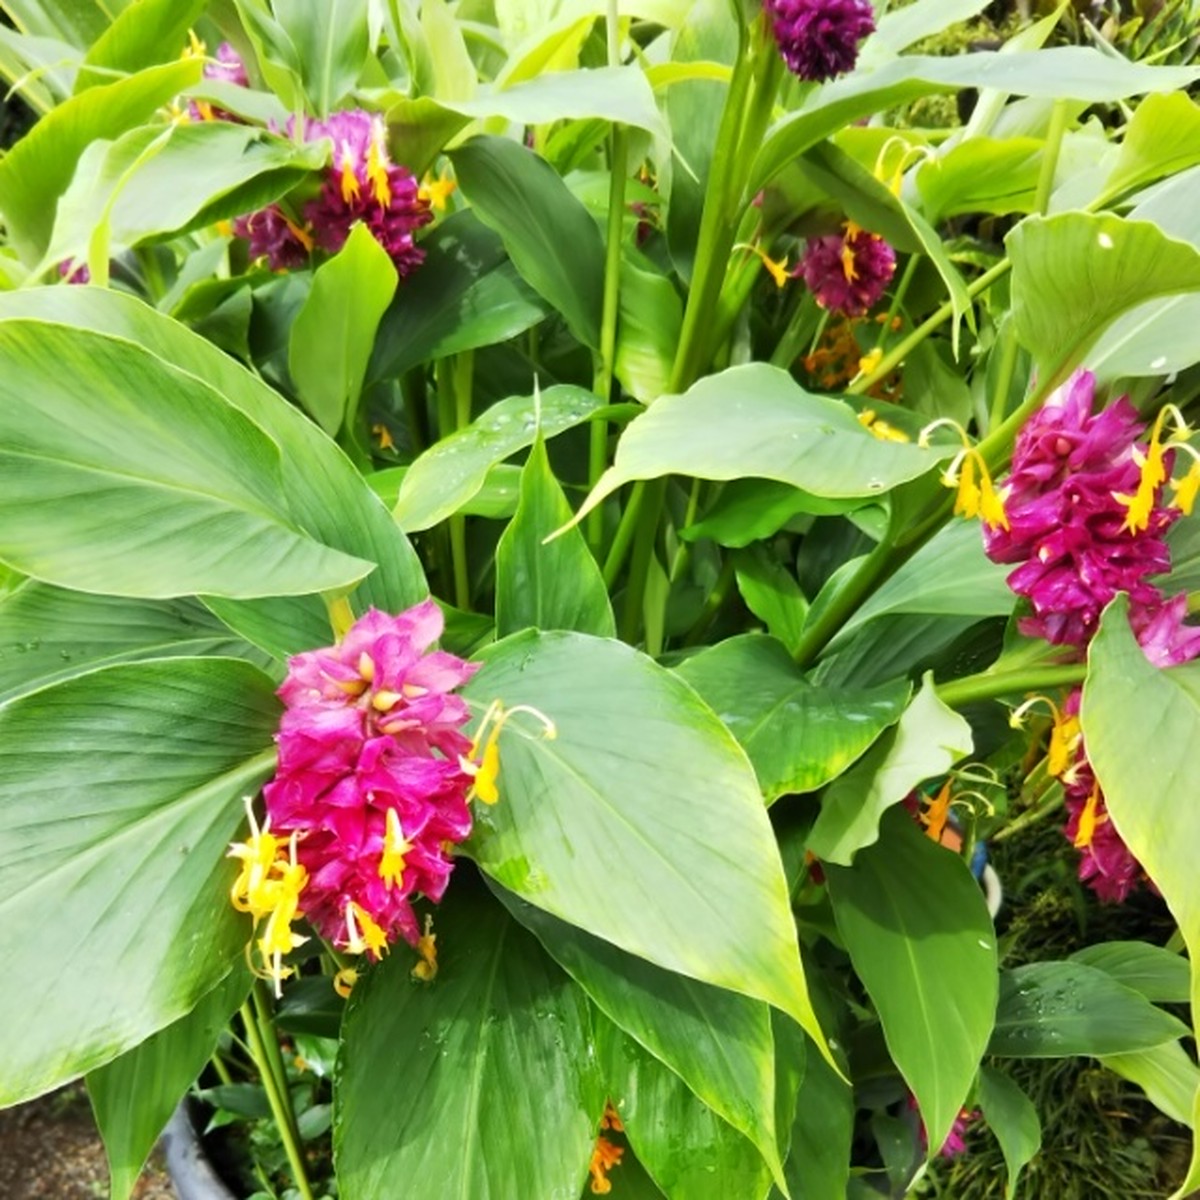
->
xmin=603 ymin=481 xmax=644 ymax=589
xmin=769 ymin=293 xmax=818 ymax=368
xmin=683 ymin=551 xmax=738 ymax=646
xmin=209 ymin=1053 xmax=233 ymax=1086
xmin=619 ymin=477 xmax=667 ymax=643
xmin=987 ymin=321 xmax=1022 ymax=433
xmin=241 ymin=992 xmax=314 ymax=1200
xmin=436 ymin=358 xmax=473 ymax=610
xmin=873 ymin=253 xmax=920 ymax=351
xmin=1034 ymin=100 xmax=1070 ymax=215
xmin=991 ymin=778 xmax=1063 ymax=844
xmin=935 ymin=662 xmax=1087 ymax=710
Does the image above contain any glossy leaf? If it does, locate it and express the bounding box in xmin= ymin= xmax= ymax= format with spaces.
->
xmin=0 ymin=658 xmax=279 ymax=1105
xmin=1007 ymin=212 xmax=1200 ymax=382
xmin=808 ymin=678 xmax=972 ymax=865
xmin=289 ymin=223 xmax=398 ymax=435
xmin=574 ymin=364 xmax=949 ymax=527
xmin=0 ymin=58 xmax=200 ymax=262
xmin=827 ymin=808 xmax=998 ymax=1155
xmin=450 ymin=135 xmax=605 ymax=348
xmin=1 ymin=0 xmax=109 ymax=48
xmin=0 ymin=582 xmax=270 ymax=705
xmin=0 ymin=320 xmax=372 ymax=599
xmin=989 ymin=961 xmax=1188 ymax=1057
xmin=0 ymin=288 xmax=427 ymax=658
xmin=977 ymin=1066 xmax=1041 ymax=1200
xmin=615 ymin=254 xmax=683 ymax=404
xmin=733 ymin=547 xmax=810 ymax=657
xmin=495 ymin=438 xmax=614 ymax=638
xmin=493 ymin=885 xmax=784 ymax=1186
xmin=463 ymin=630 xmax=829 ymax=1054
xmin=368 ymin=211 xmax=548 ymax=383
xmin=74 ymin=0 xmax=208 ymax=92
xmin=1106 ymin=93 xmax=1200 ymax=200
xmin=1102 ymin=1041 xmax=1200 ymax=1128
xmin=335 ymin=879 xmax=605 ymax=1200
xmin=275 ymin=0 xmax=370 ymax=116
xmin=87 ymin=969 xmax=251 ymax=1200
xmin=916 ymin=137 xmax=1041 ymax=223
xmin=393 ymin=385 xmax=602 ymax=532
xmin=773 ymin=1051 xmax=853 ymax=1200
xmin=233 ymin=0 xmax=305 ymax=111
xmin=1070 ymin=941 xmax=1190 ymax=1004
xmin=683 ymin=479 xmax=862 ymax=548
xmin=601 ymin=1022 xmax=775 ymax=1200
xmin=676 ymin=635 xmax=909 ymax=803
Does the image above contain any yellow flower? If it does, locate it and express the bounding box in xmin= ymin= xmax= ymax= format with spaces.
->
xmin=462 ymin=701 xmax=557 ymax=806
xmin=420 ymin=169 xmax=457 ymax=213
xmin=378 ymin=807 xmax=413 ymax=890
xmin=919 ymin=781 xmax=953 ymax=843
xmin=929 ymin=425 xmax=1009 ymax=532
xmin=334 ymin=967 xmax=359 ymax=998
xmin=1073 ymin=782 xmax=1106 ymax=850
xmin=411 ymin=913 xmax=438 ymax=982
xmin=344 ymin=900 xmax=389 ymax=959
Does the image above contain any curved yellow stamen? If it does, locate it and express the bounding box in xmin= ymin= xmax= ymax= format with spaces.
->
xmin=378 ymin=807 xmax=412 ymax=889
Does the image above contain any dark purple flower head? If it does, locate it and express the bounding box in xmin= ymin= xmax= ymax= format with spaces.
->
xmin=765 ymin=0 xmax=875 ymax=81
xmin=984 ymin=371 xmax=1179 ymax=648
xmin=798 ymin=223 xmax=895 ymax=316
xmin=232 ymin=206 xmax=313 ymax=272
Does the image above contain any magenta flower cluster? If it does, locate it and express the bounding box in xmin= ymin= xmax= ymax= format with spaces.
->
xmin=987 ymin=372 xmax=1200 ymax=901
xmin=234 ymin=109 xmax=432 ymax=273
xmin=798 ymin=225 xmax=896 ymax=316
xmin=262 ymin=602 xmax=478 ymax=952
xmin=764 ymin=0 xmax=875 ymax=82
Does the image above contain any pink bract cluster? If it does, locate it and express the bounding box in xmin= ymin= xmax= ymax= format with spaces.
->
xmin=988 ymin=372 xmax=1200 ymax=901
xmin=798 ymin=225 xmax=896 ymax=316
xmin=232 ymin=108 xmax=432 ymax=273
xmin=262 ymin=602 xmax=478 ymax=952
xmin=764 ymin=0 xmax=875 ymax=82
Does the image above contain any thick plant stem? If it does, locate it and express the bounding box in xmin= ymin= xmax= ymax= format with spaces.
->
xmin=603 ymin=480 xmax=644 ymax=589
xmin=437 ymin=356 xmax=473 ymax=610
xmin=935 ymin=662 xmax=1087 ymax=710
xmin=1034 ymin=100 xmax=1070 ymax=215
xmin=620 ymin=477 xmax=667 ymax=643
xmin=240 ymin=991 xmax=314 ymax=1200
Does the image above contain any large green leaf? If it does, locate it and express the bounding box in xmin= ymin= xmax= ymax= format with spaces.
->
xmin=0 ymin=582 xmax=269 ymax=704
xmin=289 ymin=223 xmax=398 ymax=435
xmin=916 ymin=137 xmax=1042 ymax=223
xmin=1083 ymin=597 xmax=1200 ymax=1192
xmin=1070 ymin=940 xmax=1190 ymax=1004
xmin=989 ymin=961 xmax=1188 ymax=1058
xmin=772 ymin=1051 xmax=853 ymax=1200
xmin=977 ymin=1066 xmax=1041 ymax=1200
xmin=1 ymin=0 xmax=110 ymax=48
xmin=493 ymin=885 xmax=784 ymax=1188
xmin=335 ymin=879 xmax=605 ymax=1200
xmin=752 ymin=50 xmax=1200 ymax=192
xmin=733 ymin=547 xmax=810 ymax=658
xmin=494 ymin=437 xmax=615 ymax=638
xmin=573 ymin=365 xmax=949 ymax=527
xmin=1102 ymin=1041 xmax=1200 ymax=1129
xmin=675 ymin=635 xmax=909 ymax=803
xmin=274 ymin=0 xmax=370 ymax=116
xmin=1007 ymin=212 xmax=1200 ymax=383
xmin=0 ymin=320 xmax=372 ymax=599
xmin=808 ymin=678 xmax=973 ymax=866
xmin=463 ymin=630 xmax=829 ymax=1054
xmin=600 ymin=1021 xmax=775 ymax=1200
xmin=861 ymin=0 xmax=991 ymax=60
xmin=368 ymin=211 xmax=548 ymax=383
xmin=74 ymin=0 xmax=207 ymax=92
xmin=616 ymin=254 xmax=683 ymax=404
xmin=0 ymin=288 xmax=427 ymax=657
xmin=44 ymin=122 xmax=326 ymax=273
xmin=1105 ymin=92 xmax=1200 ymax=201
xmin=392 ymin=385 xmax=603 ymax=532
xmin=450 ymin=135 xmax=605 ymax=349
xmin=0 ymin=58 xmax=200 ymax=262
xmin=87 ymin=969 xmax=251 ymax=1200
xmin=826 ymin=808 xmax=998 ymax=1156
xmin=0 ymin=658 xmax=279 ymax=1104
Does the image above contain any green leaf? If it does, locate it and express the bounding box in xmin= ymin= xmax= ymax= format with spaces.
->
xmin=495 ymin=438 xmax=614 ymax=638
xmin=733 ymin=547 xmax=810 ymax=657
xmin=600 ymin=1021 xmax=775 ymax=1200
xmin=369 ymin=211 xmax=548 ymax=382
xmin=0 ymin=582 xmax=270 ymax=705
xmin=233 ymin=0 xmax=305 ymax=111
xmin=1106 ymin=93 xmax=1200 ymax=200
xmin=615 ymin=254 xmax=683 ymax=404
xmin=989 ymin=961 xmax=1188 ymax=1057
xmin=44 ymin=122 xmax=327 ymax=271
xmin=826 ymin=808 xmax=998 ymax=1157
xmin=0 ymin=58 xmax=201 ymax=262
xmin=1 ymin=0 xmax=110 ymax=49
xmin=808 ymin=677 xmax=972 ymax=866
xmin=289 ymin=223 xmax=398 ymax=435
xmin=275 ymin=0 xmax=370 ymax=116
xmin=87 ymin=969 xmax=251 ymax=1200
xmin=977 ymin=1066 xmax=1041 ymax=1200
xmin=773 ymin=1051 xmax=853 ymax=1200
xmin=752 ymin=50 xmax=1200 ymax=192
xmin=862 ymin=0 xmax=991 ymax=60
xmin=1007 ymin=212 xmax=1200 ymax=383
xmin=574 ymin=364 xmax=949 ymax=528
xmin=0 ymin=658 xmax=278 ymax=1105
xmin=1102 ymin=1041 xmax=1200 ymax=1129
xmin=492 ymin=885 xmax=784 ymax=1189
xmin=683 ymin=479 xmax=862 ymax=548
xmin=0 ymin=320 xmax=373 ymax=599
xmin=393 ymin=385 xmax=603 ymax=532
xmin=463 ymin=630 xmax=830 ymax=1057
xmin=916 ymin=137 xmax=1042 ymax=223
xmin=450 ymin=135 xmax=605 ymax=349
xmin=675 ymin=634 xmax=909 ymax=803
xmin=75 ymin=0 xmax=208 ymax=92
xmin=335 ymin=878 xmax=605 ymax=1200
xmin=0 ymin=288 xmax=427 ymax=657
xmin=1070 ymin=941 xmax=1191 ymax=1004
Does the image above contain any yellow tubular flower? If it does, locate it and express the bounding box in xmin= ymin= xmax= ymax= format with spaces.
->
xmin=345 ymin=901 xmax=389 ymax=959
xmin=334 ymin=967 xmax=359 ymax=999
xmin=1073 ymin=783 xmax=1106 ymax=850
xmin=367 ymin=131 xmax=392 ymax=206
xmin=462 ymin=701 xmax=557 ymax=806
xmin=920 ymin=781 xmax=953 ymax=843
xmin=378 ymin=807 xmax=413 ymax=889
xmin=412 ymin=913 xmax=438 ymax=982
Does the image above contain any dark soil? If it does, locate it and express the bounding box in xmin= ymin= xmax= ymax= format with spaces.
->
xmin=0 ymin=1085 xmax=176 ymax=1200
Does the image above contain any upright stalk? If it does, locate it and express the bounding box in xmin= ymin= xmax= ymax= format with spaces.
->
xmin=436 ymin=356 xmax=473 ymax=610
